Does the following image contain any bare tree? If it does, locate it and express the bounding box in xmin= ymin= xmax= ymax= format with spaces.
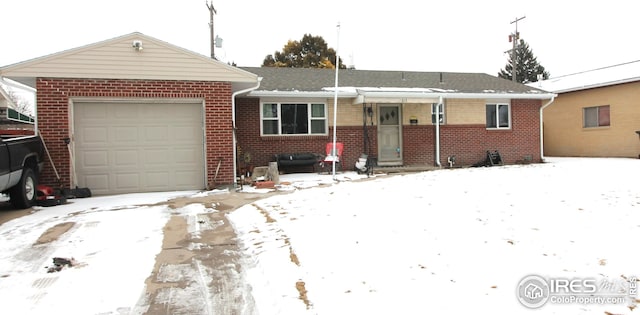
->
xmin=1 ymin=83 xmax=34 ymax=116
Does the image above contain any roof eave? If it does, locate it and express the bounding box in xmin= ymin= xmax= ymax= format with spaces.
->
xmin=246 ymin=90 xmax=359 ymax=98
xmin=357 ymin=91 xmax=557 ymax=100
xmin=246 ymin=89 xmax=557 ymax=100
xmin=545 ymin=76 xmax=640 ymax=94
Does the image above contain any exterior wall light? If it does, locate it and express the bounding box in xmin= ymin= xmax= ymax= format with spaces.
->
xmin=132 ymin=40 xmax=143 ymax=51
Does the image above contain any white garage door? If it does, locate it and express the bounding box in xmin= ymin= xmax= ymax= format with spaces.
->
xmin=73 ymin=101 xmax=205 ymax=195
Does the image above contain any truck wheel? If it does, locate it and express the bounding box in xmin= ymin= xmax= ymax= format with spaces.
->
xmin=10 ymin=168 xmax=38 ymax=209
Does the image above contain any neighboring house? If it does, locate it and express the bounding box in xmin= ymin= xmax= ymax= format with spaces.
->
xmin=0 ymin=32 xmax=259 ymax=195
xmin=0 ymin=32 xmax=555 ymax=195
xmin=532 ymin=60 xmax=640 ymax=158
xmin=234 ymin=67 xmax=555 ymax=172
xmin=0 ymin=85 xmax=35 ymax=134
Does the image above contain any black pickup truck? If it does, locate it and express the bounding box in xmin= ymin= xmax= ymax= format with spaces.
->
xmin=0 ymin=134 xmax=45 ymax=208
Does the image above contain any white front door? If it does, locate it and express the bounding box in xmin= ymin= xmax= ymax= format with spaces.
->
xmin=377 ymin=105 xmax=402 ymax=165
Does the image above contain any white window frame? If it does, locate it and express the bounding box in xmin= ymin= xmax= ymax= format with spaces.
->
xmin=486 ymin=103 xmax=511 ymax=129
xmin=431 ymin=103 xmax=445 ymax=124
xmin=260 ymin=102 xmax=328 ymax=136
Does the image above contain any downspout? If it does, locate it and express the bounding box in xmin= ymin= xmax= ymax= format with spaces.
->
xmin=231 ymin=78 xmax=262 ymax=189
xmin=435 ymin=96 xmax=442 ymax=167
xmin=539 ymin=95 xmax=556 ymax=162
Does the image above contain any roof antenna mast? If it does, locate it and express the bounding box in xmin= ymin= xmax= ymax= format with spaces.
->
xmin=206 ymin=1 xmax=217 ymax=59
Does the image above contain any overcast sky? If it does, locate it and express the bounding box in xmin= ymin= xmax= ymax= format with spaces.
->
xmin=2 ymin=0 xmax=639 ymax=78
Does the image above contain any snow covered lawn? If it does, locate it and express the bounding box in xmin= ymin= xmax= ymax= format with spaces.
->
xmin=228 ymin=157 xmax=640 ymax=314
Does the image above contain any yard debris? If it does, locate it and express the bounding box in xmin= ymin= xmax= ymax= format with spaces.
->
xmin=473 ymin=150 xmax=504 ymax=167
xmin=46 ymin=257 xmax=78 ymax=273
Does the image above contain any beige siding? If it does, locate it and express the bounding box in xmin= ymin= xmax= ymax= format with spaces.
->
xmin=334 ymin=99 xmax=489 ymax=126
xmin=403 ymin=103 xmax=432 ymax=125
xmin=446 ymin=99 xmax=486 ymax=124
xmin=1 ymin=33 xmax=256 ymax=83
xmin=332 ymin=99 xmax=364 ymax=126
xmin=544 ymin=82 xmax=640 ymax=157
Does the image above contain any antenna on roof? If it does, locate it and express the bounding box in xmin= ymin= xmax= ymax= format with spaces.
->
xmin=206 ymin=1 xmax=217 ymax=60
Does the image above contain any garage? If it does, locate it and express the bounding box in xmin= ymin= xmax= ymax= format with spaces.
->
xmin=73 ymin=100 xmax=205 ymax=195
xmin=0 ymin=32 xmax=260 ymax=191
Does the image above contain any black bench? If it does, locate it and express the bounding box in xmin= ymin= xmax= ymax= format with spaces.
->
xmin=274 ymin=153 xmax=321 ymax=173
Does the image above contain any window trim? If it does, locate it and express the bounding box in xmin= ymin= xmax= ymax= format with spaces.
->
xmin=485 ymin=103 xmax=511 ymax=130
xmin=260 ymin=101 xmax=328 ymax=136
xmin=583 ymin=105 xmax=610 ymax=128
xmin=431 ymin=103 xmax=445 ymax=124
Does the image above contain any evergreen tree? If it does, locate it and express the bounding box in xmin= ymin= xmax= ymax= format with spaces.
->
xmin=262 ymin=34 xmax=347 ymax=69
xmin=499 ymin=39 xmax=549 ymax=83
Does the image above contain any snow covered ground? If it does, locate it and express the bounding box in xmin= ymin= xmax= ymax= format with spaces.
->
xmin=0 ymin=191 xmax=197 ymax=314
xmin=0 ymin=157 xmax=638 ymax=314
xmin=228 ymin=157 xmax=640 ymax=314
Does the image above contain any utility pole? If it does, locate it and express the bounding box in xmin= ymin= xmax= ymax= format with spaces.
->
xmin=206 ymin=1 xmax=217 ymax=59
xmin=509 ymin=16 xmax=525 ymax=82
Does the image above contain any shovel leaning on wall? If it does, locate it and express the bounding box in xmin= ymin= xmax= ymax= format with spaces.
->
xmin=62 ymin=137 xmax=91 ymax=198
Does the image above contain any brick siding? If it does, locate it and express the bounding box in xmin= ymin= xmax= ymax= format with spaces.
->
xmin=236 ymin=98 xmax=542 ymax=171
xmin=36 ymin=78 xmax=233 ymax=188
xmin=404 ymin=99 xmax=542 ymax=165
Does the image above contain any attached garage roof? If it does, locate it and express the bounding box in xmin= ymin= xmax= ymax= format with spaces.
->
xmin=0 ymin=32 xmax=259 ymax=92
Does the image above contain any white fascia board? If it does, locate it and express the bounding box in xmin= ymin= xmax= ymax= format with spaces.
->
xmin=548 ymin=77 xmax=640 ymax=94
xmin=357 ymin=91 xmax=556 ymax=100
xmin=248 ymin=89 xmax=556 ymax=102
xmin=247 ymin=90 xmax=358 ymax=98
xmin=446 ymin=92 xmax=557 ymax=99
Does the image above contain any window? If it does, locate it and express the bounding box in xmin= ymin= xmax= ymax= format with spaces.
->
xmin=583 ymin=105 xmax=610 ymax=128
xmin=431 ymin=103 xmax=444 ymax=124
xmin=261 ymin=102 xmax=327 ymax=135
xmin=486 ymin=103 xmax=510 ymax=129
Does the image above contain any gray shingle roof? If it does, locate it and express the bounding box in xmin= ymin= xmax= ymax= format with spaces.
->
xmin=240 ymin=67 xmax=548 ymax=94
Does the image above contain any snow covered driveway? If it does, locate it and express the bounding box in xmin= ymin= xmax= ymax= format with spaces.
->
xmin=0 ymin=191 xmax=196 ymax=314
xmin=228 ymin=158 xmax=640 ymax=314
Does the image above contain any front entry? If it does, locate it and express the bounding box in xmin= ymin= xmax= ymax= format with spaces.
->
xmin=377 ymin=105 xmax=402 ymax=166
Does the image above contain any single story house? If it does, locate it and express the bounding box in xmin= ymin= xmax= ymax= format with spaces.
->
xmin=531 ymin=61 xmax=640 ymax=158
xmin=0 ymin=32 xmax=556 ymax=195
xmin=233 ymin=67 xmax=556 ymax=173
